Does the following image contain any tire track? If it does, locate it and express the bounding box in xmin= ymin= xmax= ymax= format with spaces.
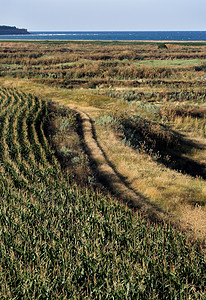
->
xmin=69 ymin=105 xmax=170 ymax=224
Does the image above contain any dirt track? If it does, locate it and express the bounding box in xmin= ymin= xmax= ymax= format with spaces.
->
xmin=69 ymin=105 xmax=170 ymax=224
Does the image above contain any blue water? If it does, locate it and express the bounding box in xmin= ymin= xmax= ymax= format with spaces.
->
xmin=0 ymin=31 xmax=206 ymax=41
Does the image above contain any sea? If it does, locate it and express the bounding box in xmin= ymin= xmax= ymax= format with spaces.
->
xmin=0 ymin=31 xmax=206 ymax=41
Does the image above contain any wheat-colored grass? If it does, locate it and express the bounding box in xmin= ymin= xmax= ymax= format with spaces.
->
xmin=92 ymin=118 xmax=206 ymax=240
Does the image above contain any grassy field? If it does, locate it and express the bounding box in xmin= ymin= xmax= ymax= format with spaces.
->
xmin=134 ymin=58 xmax=206 ymax=67
xmin=0 ymin=41 xmax=206 ymax=298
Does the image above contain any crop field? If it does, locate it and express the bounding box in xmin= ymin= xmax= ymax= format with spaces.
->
xmin=0 ymin=41 xmax=206 ymax=298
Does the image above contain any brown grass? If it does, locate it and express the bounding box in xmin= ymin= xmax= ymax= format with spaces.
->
xmin=92 ymin=113 xmax=206 ymax=240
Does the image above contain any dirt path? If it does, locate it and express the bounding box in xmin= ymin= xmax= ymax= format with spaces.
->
xmin=69 ymin=104 xmax=171 ymax=224
xmin=67 ymin=105 xmax=206 ymax=246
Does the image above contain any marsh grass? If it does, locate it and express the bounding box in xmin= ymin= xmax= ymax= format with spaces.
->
xmin=134 ymin=58 xmax=206 ymax=67
xmin=0 ymin=42 xmax=206 ymax=90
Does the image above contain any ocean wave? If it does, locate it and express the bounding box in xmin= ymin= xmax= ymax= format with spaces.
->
xmin=31 ymin=33 xmax=100 ymax=36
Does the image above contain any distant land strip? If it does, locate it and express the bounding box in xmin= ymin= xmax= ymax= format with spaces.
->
xmin=0 ymin=25 xmax=29 ymax=35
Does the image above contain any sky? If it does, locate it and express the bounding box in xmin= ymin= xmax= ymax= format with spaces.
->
xmin=1 ymin=0 xmax=205 ymax=31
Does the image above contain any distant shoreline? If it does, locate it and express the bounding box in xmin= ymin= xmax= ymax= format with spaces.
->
xmin=0 ymin=25 xmax=29 ymax=35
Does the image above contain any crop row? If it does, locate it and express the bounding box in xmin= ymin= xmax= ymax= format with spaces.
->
xmin=0 ymin=88 xmax=59 ymax=190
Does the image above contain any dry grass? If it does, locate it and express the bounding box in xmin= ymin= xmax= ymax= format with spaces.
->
xmin=180 ymin=205 xmax=206 ymax=242
xmin=93 ymin=117 xmax=206 ymax=240
xmin=172 ymin=116 xmax=206 ymax=138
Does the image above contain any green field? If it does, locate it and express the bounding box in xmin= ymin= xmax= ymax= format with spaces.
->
xmin=134 ymin=59 xmax=206 ymax=67
xmin=0 ymin=41 xmax=206 ymax=298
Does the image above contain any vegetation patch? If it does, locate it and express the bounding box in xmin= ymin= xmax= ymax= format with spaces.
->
xmin=0 ymin=85 xmax=205 ymax=299
xmin=45 ymin=102 xmax=94 ymax=186
xmin=96 ymin=112 xmax=206 ymax=180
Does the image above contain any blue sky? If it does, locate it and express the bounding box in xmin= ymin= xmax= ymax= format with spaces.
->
xmin=1 ymin=0 xmax=205 ymax=31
